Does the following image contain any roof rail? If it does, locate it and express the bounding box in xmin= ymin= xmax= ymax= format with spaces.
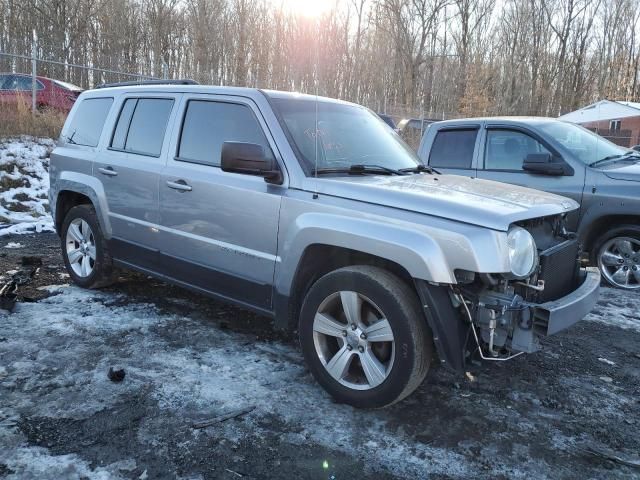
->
xmin=95 ymin=79 xmax=199 ymax=89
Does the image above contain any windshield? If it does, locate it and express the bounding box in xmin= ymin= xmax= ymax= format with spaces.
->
xmin=539 ymin=121 xmax=630 ymax=165
xmin=270 ymin=97 xmax=420 ymax=174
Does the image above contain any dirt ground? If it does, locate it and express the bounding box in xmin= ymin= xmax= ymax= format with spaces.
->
xmin=1 ymin=232 xmax=639 ymax=480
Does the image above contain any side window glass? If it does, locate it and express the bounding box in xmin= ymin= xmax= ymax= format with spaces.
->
xmin=485 ymin=129 xmax=551 ymax=171
xmin=65 ymin=97 xmax=114 ymax=147
xmin=13 ymin=75 xmax=34 ymax=91
xmin=429 ymin=129 xmax=478 ymax=169
xmin=3 ymin=75 xmax=19 ymax=90
xmin=111 ymin=99 xmax=137 ymax=149
xmin=3 ymin=75 xmax=43 ymax=91
xmin=178 ymin=100 xmax=272 ymax=167
xmin=122 ymin=98 xmax=174 ymax=156
xmin=0 ymin=74 xmax=8 ymax=89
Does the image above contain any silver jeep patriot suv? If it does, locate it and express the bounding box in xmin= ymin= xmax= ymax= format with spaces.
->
xmin=50 ymin=81 xmax=600 ymax=408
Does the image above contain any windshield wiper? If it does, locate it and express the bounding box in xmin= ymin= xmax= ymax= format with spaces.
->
xmin=590 ymin=151 xmax=640 ymax=167
xmin=399 ymin=164 xmax=440 ymax=175
xmin=65 ymin=130 xmax=78 ymax=145
xmin=313 ymin=164 xmax=408 ymax=176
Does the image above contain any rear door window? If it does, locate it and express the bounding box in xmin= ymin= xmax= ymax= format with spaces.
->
xmin=429 ymin=129 xmax=478 ymax=169
xmin=177 ymin=100 xmax=272 ymax=167
xmin=66 ymin=97 xmax=114 ymax=147
xmin=111 ymin=98 xmax=174 ymax=156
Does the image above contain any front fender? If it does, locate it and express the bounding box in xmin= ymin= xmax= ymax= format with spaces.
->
xmin=275 ymin=212 xmax=455 ymax=297
xmin=577 ymin=200 xmax=640 ymax=248
xmin=55 ymin=172 xmax=112 ymax=237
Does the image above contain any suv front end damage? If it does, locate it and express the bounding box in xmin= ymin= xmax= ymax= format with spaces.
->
xmin=419 ymin=213 xmax=600 ymax=369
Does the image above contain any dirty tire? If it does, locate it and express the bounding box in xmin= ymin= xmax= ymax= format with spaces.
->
xmin=299 ymin=265 xmax=432 ymax=408
xmin=593 ymin=224 xmax=640 ymax=289
xmin=61 ymin=204 xmax=116 ymax=289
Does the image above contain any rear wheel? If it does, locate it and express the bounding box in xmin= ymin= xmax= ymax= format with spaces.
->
xmin=595 ymin=225 xmax=640 ymax=290
xmin=61 ymin=204 xmax=115 ymax=289
xmin=299 ymin=265 xmax=432 ymax=408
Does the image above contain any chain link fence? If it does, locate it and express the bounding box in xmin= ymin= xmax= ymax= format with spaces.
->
xmin=0 ymin=45 xmax=162 ymax=113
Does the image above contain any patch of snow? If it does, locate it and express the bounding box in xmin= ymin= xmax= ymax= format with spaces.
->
xmin=3 ymin=447 xmax=130 ymax=480
xmin=3 ymin=242 xmax=23 ymax=249
xmin=0 ymin=136 xmax=55 ymax=236
xmin=585 ymin=287 xmax=640 ymax=332
xmin=597 ymin=357 xmax=616 ymax=366
xmin=0 ymin=285 xmax=471 ymax=479
xmin=2 ymin=283 xmax=638 ymax=478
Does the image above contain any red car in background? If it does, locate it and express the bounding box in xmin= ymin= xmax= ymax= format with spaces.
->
xmin=0 ymin=72 xmax=83 ymax=112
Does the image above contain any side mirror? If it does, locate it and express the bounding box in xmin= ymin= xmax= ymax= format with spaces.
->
xmin=522 ymin=153 xmax=571 ymax=176
xmin=221 ymin=142 xmax=282 ymax=184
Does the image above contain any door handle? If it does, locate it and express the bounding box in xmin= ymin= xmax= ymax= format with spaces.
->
xmin=166 ymin=179 xmax=192 ymax=192
xmin=98 ymin=166 xmax=118 ymax=177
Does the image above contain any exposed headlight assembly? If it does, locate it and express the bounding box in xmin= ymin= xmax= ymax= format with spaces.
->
xmin=506 ymin=226 xmax=538 ymax=279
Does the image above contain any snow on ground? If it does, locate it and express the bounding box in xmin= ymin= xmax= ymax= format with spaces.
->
xmin=0 ymin=285 xmax=470 ymax=479
xmin=585 ymin=286 xmax=640 ymax=332
xmin=0 ymin=137 xmax=55 ymax=236
xmin=1 ymin=275 xmax=639 ymax=479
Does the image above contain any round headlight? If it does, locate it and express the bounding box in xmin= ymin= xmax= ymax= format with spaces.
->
xmin=507 ymin=226 xmax=538 ymax=279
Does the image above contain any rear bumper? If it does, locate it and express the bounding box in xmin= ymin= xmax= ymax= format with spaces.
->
xmin=532 ymin=268 xmax=600 ymax=336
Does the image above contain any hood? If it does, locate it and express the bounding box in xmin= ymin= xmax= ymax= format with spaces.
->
xmin=601 ymin=162 xmax=640 ymax=182
xmin=313 ymin=174 xmax=578 ymax=231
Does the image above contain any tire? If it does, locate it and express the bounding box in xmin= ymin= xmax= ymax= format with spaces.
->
xmin=594 ymin=224 xmax=640 ymax=290
xmin=60 ymin=204 xmax=116 ymax=289
xmin=298 ymin=265 xmax=432 ymax=408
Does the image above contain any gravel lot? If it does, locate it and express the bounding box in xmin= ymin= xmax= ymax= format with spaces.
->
xmin=1 ymin=233 xmax=639 ymax=480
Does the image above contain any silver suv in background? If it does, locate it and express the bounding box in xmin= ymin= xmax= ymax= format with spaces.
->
xmin=417 ymin=118 xmax=640 ymax=290
xmin=50 ymin=82 xmax=600 ymax=408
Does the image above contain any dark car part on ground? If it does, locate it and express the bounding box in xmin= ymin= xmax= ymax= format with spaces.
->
xmin=0 ymin=280 xmax=17 ymax=311
xmin=0 ymin=257 xmax=41 ymax=311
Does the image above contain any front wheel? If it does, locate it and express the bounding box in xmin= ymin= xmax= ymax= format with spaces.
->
xmin=299 ymin=265 xmax=432 ymax=408
xmin=595 ymin=225 xmax=640 ymax=290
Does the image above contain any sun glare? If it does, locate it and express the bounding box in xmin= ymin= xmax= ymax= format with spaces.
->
xmin=275 ymin=0 xmax=335 ymax=18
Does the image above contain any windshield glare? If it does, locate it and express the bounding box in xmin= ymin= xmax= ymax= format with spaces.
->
xmin=539 ymin=121 xmax=630 ymax=165
xmin=271 ymin=98 xmax=420 ymax=174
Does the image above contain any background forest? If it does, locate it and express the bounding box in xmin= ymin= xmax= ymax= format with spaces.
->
xmin=1 ymin=0 xmax=639 ymax=119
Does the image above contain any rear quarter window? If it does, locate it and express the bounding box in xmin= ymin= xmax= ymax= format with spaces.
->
xmin=429 ymin=129 xmax=478 ymax=169
xmin=66 ymin=97 xmax=114 ymax=147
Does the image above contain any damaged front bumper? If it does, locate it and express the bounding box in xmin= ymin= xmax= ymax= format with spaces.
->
xmin=532 ymin=268 xmax=600 ymax=336
xmin=473 ymin=267 xmax=601 ymax=355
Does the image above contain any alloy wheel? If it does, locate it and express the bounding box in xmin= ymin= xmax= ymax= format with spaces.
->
xmin=598 ymin=236 xmax=640 ymax=289
xmin=65 ymin=218 xmax=96 ymax=278
xmin=312 ymin=291 xmax=395 ymax=390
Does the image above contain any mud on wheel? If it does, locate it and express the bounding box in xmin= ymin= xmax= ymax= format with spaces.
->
xmin=299 ymin=265 xmax=432 ymax=409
